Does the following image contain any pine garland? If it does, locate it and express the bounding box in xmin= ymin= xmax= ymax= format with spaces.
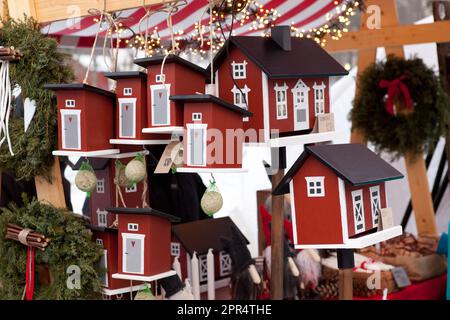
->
xmin=350 ymin=55 xmax=449 ymax=158
xmin=0 ymin=17 xmax=74 ymax=180
xmin=0 ymin=195 xmax=103 ymax=300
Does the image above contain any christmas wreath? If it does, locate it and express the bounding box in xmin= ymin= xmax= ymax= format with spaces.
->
xmin=0 ymin=196 xmax=103 ymax=300
xmin=0 ymin=17 xmax=74 ymax=180
xmin=350 ymin=55 xmax=449 ymax=158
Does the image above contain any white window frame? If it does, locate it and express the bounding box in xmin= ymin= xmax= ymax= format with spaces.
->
xmin=96 ymin=178 xmax=105 ymax=194
xmin=60 ymin=109 xmax=81 ymax=150
xmin=97 ymin=209 xmax=108 ymax=227
xmin=96 ymin=239 xmax=104 ymax=246
xmin=150 ymin=84 xmax=171 ymax=126
xmin=123 ymin=88 xmax=133 ymax=96
xmin=186 ymin=123 xmax=208 ymax=167
xmin=122 ymin=233 xmax=145 ymax=275
xmin=231 ymin=85 xmax=251 ymax=122
xmin=352 ymin=189 xmax=366 ymax=234
xmin=128 ymin=223 xmax=139 ymax=231
xmin=313 ymin=82 xmax=326 ymax=115
xmin=231 ymin=60 xmax=248 ymax=79
xmin=65 ymin=99 xmax=76 ymax=108
xmin=370 ymin=186 xmax=381 ymax=227
xmin=118 ymin=97 xmax=137 ymax=139
xmin=192 ymin=113 xmax=202 ymax=121
xmin=171 ymin=242 xmax=181 ymax=257
xmin=274 ymin=83 xmax=288 ymax=120
xmin=219 ymin=251 xmax=232 ymax=277
xmin=156 ymin=74 xmax=166 ymax=83
xmin=305 ymin=177 xmax=325 ymax=197
xmin=198 ymin=254 xmax=208 ymax=282
xmin=126 ymin=185 xmax=137 ymax=193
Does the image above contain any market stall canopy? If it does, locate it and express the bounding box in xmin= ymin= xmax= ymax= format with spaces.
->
xmin=40 ymin=0 xmax=344 ymax=47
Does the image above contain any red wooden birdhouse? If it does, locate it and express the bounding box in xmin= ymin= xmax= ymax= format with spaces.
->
xmin=207 ymin=26 xmax=348 ymax=144
xmin=134 ymin=55 xmax=207 ymax=135
xmin=91 ymin=226 xmax=145 ymax=299
xmin=104 ymin=71 xmax=171 ymax=145
xmin=106 ymin=207 xmax=180 ymax=282
xmin=73 ymin=149 xmax=151 ymax=229
xmin=169 ymin=94 xmax=252 ymax=173
xmin=45 ymin=83 xmax=119 ymax=157
xmin=273 ymin=144 xmax=404 ymax=249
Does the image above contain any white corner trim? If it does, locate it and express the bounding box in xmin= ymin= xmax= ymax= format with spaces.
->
xmin=215 ymin=70 xmax=219 ymax=96
xmin=102 ymin=284 xmax=147 ymax=296
xmin=294 ymin=225 xmax=403 ymax=250
xmin=289 ymin=180 xmax=299 ymax=245
xmin=262 ymin=71 xmax=270 ymax=143
xmin=338 ymin=178 xmax=349 ymax=242
xmin=52 ymin=149 xmax=120 ymax=157
xmin=112 ymin=270 xmax=177 ymax=282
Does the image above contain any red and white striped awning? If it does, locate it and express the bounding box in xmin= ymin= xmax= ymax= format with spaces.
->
xmin=41 ymin=0 xmax=344 ymax=47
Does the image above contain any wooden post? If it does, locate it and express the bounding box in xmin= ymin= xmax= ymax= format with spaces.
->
xmin=1 ymin=0 xmax=8 ymax=20
xmin=34 ymin=157 xmax=67 ymax=208
xmin=337 ymin=249 xmax=354 ymax=300
xmin=433 ymin=1 xmax=450 ymax=200
xmin=270 ymin=147 xmax=286 ymax=300
xmin=350 ymin=0 xmax=437 ymax=236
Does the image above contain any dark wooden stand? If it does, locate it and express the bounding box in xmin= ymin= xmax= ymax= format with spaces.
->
xmin=337 ymin=249 xmax=355 ymax=300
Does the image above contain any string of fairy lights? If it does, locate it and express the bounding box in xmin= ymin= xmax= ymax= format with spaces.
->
xmin=109 ymin=0 xmax=363 ymax=57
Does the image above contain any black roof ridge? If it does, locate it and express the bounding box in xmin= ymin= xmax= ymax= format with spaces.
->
xmin=106 ymin=207 xmax=181 ymax=223
xmin=44 ymin=83 xmax=116 ymax=98
xmin=169 ymin=94 xmax=253 ymax=117
xmin=134 ymin=54 xmax=207 ymax=76
xmin=104 ymin=71 xmax=147 ymax=80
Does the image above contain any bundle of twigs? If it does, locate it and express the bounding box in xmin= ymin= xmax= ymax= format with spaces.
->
xmin=5 ymin=223 xmax=50 ymax=251
xmin=0 ymin=46 xmax=23 ymax=61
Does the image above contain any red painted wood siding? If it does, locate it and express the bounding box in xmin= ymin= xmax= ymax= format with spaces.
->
xmin=216 ymin=48 xmax=265 ymax=140
xmin=345 ymin=182 xmax=387 ymax=237
xmin=267 ymin=77 xmax=330 ymax=133
xmin=146 ymin=63 xmax=205 ymax=128
xmin=92 ymin=230 xmax=130 ymax=290
xmin=183 ymin=102 xmax=244 ymax=169
xmin=84 ymin=91 xmax=115 ymax=151
xmin=292 ymin=156 xmax=343 ymax=245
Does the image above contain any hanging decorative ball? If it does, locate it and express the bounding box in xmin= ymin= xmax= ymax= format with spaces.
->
xmin=75 ymin=162 xmax=97 ymax=197
xmin=201 ymin=177 xmax=223 ymax=216
xmin=125 ymin=153 xmax=147 ymax=184
xmin=115 ymin=160 xmax=132 ymax=187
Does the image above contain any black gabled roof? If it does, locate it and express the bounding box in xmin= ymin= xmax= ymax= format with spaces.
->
xmin=73 ymin=158 xmax=110 ymax=171
xmin=134 ymin=54 xmax=207 ymax=76
xmin=90 ymin=225 xmax=118 ymax=233
xmin=104 ymin=71 xmax=147 ymax=80
xmin=106 ymin=207 xmax=181 ymax=223
xmin=207 ymin=36 xmax=348 ymax=79
xmin=273 ymin=144 xmax=404 ymax=195
xmin=169 ymin=94 xmax=253 ymax=117
xmin=44 ymin=83 xmax=116 ymax=98
xmin=172 ymin=217 xmax=249 ymax=256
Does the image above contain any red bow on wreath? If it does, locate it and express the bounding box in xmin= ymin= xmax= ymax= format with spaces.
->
xmin=379 ymin=75 xmax=412 ymax=116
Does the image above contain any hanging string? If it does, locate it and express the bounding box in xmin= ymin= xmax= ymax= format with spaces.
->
xmin=0 ymin=60 xmax=14 ymax=155
xmin=83 ymin=6 xmax=105 ymax=84
xmin=209 ymin=0 xmax=215 ymax=95
xmin=114 ymin=162 xmax=127 ymax=208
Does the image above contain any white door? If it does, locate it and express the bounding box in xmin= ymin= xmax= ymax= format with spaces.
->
xmin=292 ymin=80 xmax=310 ymax=131
xmin=151 ymin=84 xmax=170 ymax=126
xmin=122 ymin=233 xmax=145 ymax=274
xmin=119 ymin=98 xmax=136 ymax=138
xmin=187 ymin=124 xmax=207 ymax=167
xmin=370 ymin=186 xmax=381 ymax=227
xmin=352 ymin=190 xmax=365 ymax=234
xmin=61 ymin=110 xmax=81 ymax=150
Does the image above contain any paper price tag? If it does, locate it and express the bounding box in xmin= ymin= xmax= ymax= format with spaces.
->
xmin=155 ymin=141 xmax=183 ymax=174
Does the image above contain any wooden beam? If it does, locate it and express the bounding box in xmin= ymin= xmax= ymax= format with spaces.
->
xmin=325 ymin=19 xmax=450 ymax=53
xmin=35 ymin=157 xmax=67 ymax=208
xmin=7 ymin=0 xmax=166 ymax=23
xmin=1 ymin=0 xmax=8 ymax=20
